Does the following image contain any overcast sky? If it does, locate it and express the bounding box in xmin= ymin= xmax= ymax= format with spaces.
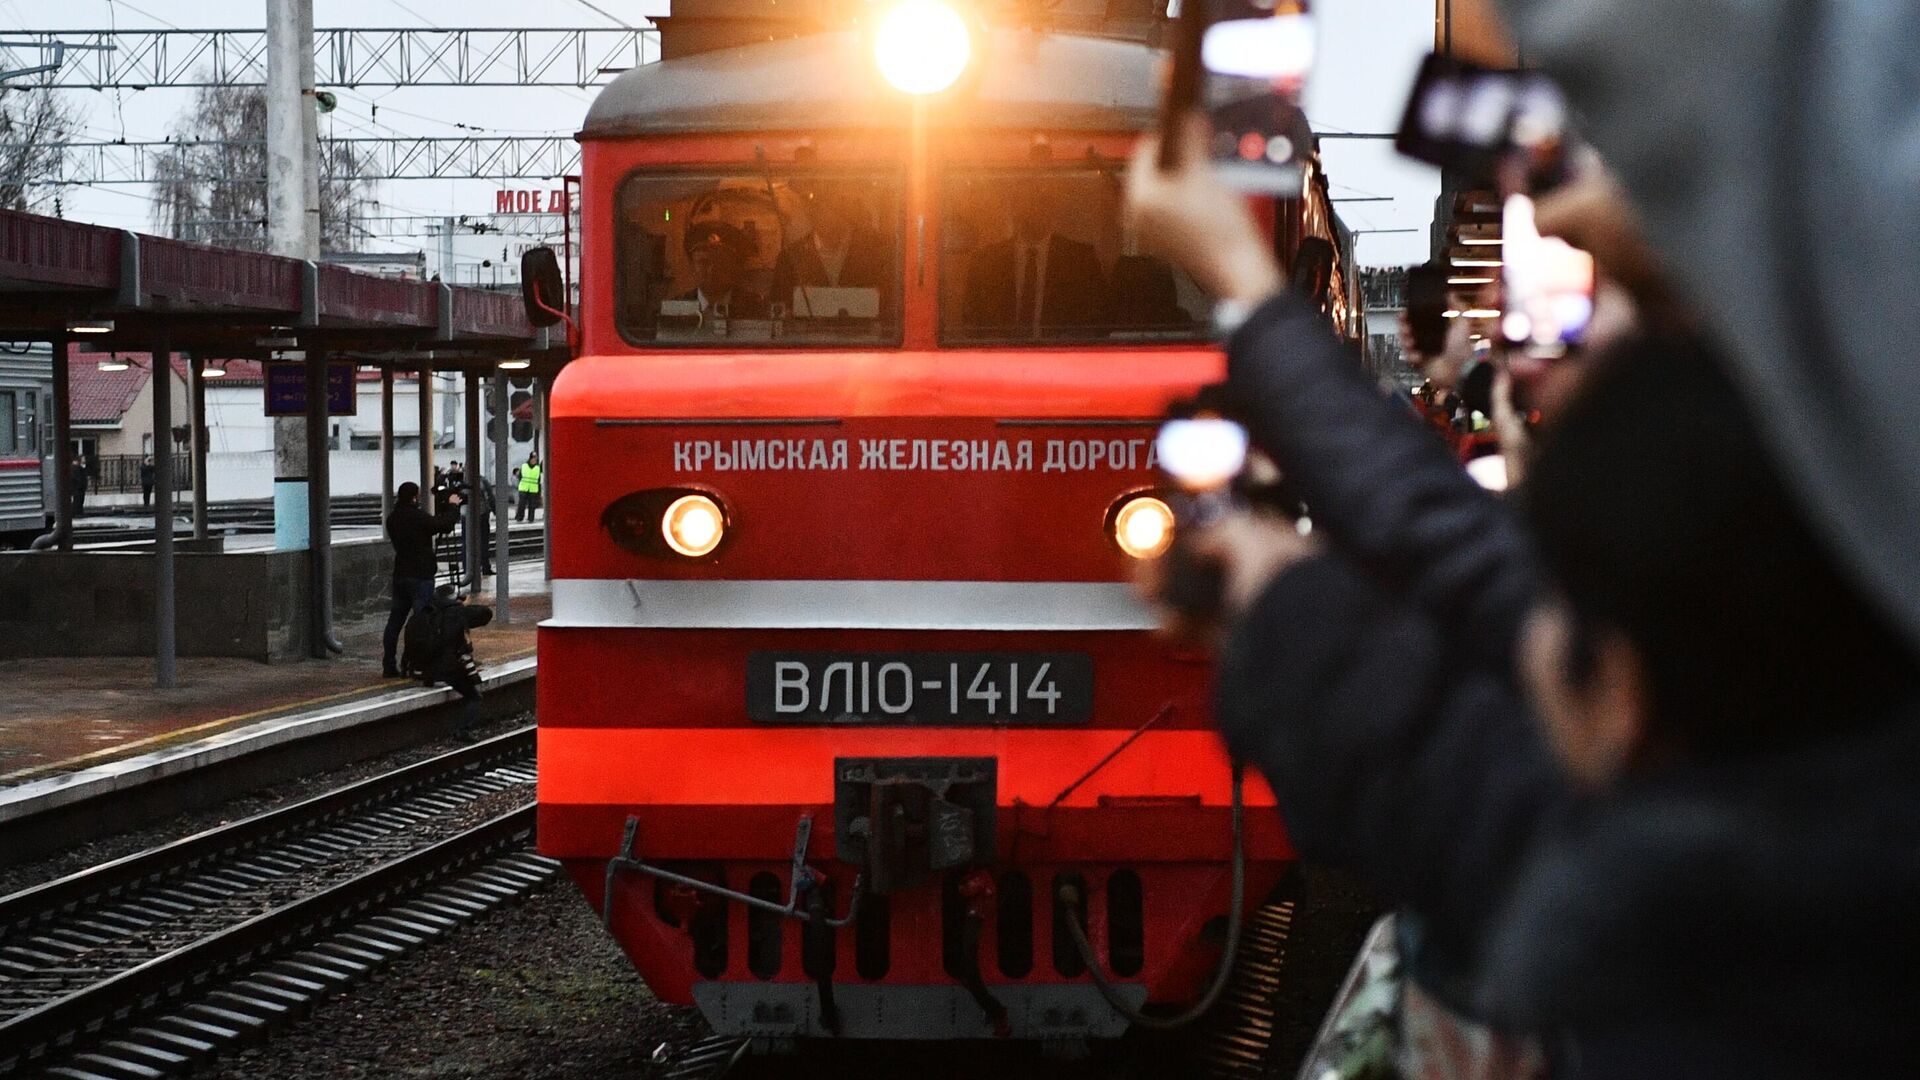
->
xmin=5 ymin=0 xmax=1438 ymax=269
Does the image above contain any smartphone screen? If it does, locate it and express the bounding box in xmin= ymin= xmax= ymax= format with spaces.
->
xmin=1156 ymin=417 xmax=1250 ymax=491
xmin=1501 ymin=193 xmax=1593 ymax=355
xmin=1395 ymin=54 xmax=1570 ymax=190
xmin=1163 ymin=0 xmax=1316 ymax=193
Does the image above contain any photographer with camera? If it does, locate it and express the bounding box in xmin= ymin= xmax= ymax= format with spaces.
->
xmin=1131 ymin=106 xmax=1920 ymax=1073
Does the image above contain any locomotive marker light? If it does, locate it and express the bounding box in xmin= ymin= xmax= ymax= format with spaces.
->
xmin=1113 ymin=495 xmax=1176 ymax=560
xmin=874 ymin=0 xmax=972 ymax=96
xmin=663 ymin=493 xmax=726 ymax=557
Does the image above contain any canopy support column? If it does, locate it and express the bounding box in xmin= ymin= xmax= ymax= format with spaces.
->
xmin=34 ymin=333 xmax=73 ymax=551
xmin=464 ymin=370 xmax=484 ymax=594
xmin=305 ymin=350 xmax=342 ymax=658
xmin=190 ymin=352 xmax=209 ymax=541
xmin=492 ymin=372 xmax=511 ymax=625
xmin=418 ymin=362 xmax=434 ymax=492
xmin=538 ymin=377 xmax=551 ymax=582
xmin=152 ymin=341 xmax=176 ymax=688
xmin=380 ymin=365 xmax=395 ymax=521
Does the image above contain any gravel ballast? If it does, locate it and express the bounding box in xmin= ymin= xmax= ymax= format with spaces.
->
xmin=190 ymin=865 xmax=1373 ymax=1079
xmin=201 ymin=879 xmax=706 ymax=1080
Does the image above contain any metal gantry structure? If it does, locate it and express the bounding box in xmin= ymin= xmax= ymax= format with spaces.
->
xmin=38 ymin=136 xmax=583 ymax=185
xmin=0 ymin=27 xmax=658 ymax=88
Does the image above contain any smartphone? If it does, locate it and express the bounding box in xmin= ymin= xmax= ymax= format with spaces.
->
xmin=1500 ymin=193 xmax=1594 ymax=355
xmin=1156 ymin=416 xmax=1251 ymax=494
xmin=1162 ymin=0 xmax=1316 ymax=193
xmin=1394 ymin=53 xmax=1572 ymax=191
xmin=1154 ymin=415 xmax=1249 ymax=619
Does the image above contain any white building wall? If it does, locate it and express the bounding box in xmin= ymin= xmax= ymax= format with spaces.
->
xmin=198 ymin=374 xmax=537 ymax=501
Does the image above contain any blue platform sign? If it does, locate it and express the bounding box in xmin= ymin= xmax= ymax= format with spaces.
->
xmin=264 ymin=361 xmax=357 ymax=417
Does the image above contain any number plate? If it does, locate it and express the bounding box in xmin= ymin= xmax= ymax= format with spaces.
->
xmin=746 ymin=652 xmax=1093 ymax=725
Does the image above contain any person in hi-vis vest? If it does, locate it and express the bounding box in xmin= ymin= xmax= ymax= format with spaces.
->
xmin=515 ymin=452 xmax=543 ymax=521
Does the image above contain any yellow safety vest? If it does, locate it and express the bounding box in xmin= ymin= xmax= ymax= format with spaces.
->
xmin=518 ymin=463 xmax=541 ymax=493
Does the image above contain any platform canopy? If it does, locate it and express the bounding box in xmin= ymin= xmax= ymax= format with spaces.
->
xmin=0 ymin=210 xmax=565 ymax=373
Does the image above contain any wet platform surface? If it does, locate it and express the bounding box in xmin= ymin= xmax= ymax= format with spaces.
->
xmin=0 ymin=563 xmax=549 ymax=785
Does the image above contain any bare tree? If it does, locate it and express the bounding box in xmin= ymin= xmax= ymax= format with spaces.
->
xmin=0 ymin=88 xmax=80 ymax=212
xmin=152 ymin=84 xmax=372 ymax=251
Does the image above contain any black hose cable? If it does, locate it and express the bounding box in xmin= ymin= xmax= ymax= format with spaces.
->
xmin=1059 ymin=761 xmax=1246 ymax=1030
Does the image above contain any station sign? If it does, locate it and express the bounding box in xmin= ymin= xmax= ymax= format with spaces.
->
xmin=263 ymin=361 xmax=357 ymax=417
xmin=494 ymin=188 xmax=573 ymax=215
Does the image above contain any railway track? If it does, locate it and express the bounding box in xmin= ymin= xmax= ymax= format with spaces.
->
xmin=0 ymin=728 xmax=549 ymax=1078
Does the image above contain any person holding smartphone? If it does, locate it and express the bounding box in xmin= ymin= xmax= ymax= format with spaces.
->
xmin=1130 ymin=112 xmax=1920 ymax=1075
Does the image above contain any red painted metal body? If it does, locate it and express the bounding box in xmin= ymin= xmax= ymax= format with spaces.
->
xmin=537 ymin=30 xmax=1347 ymax=1039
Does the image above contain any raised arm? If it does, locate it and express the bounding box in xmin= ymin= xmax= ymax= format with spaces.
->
xmin=1224 ymin=292 xmax=1541 ymax=665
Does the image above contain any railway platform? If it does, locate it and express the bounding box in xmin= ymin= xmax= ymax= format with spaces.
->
xmin=0 ymin=561 xmax=548 ymax=786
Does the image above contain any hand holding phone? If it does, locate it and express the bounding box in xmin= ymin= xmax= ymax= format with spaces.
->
xmin=1501 ymin=193 xmax=1594 ymax=356
xmin=1153 ymin=414 xmax=1250 ymax=621
xmin=1161 ymin=0 xmax=1317 ymax=192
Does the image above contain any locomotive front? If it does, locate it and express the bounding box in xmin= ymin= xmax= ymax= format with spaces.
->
xmin=537 ymin=22 xmax=1300 ymax=1043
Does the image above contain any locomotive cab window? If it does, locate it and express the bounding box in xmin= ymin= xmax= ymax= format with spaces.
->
xmin=942 ymin=166 xmax=1213 ymax=345
xmin=617 ymin=170 xmax=902 ymax=346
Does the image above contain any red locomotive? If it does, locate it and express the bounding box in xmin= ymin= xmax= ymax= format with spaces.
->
xmin=536 ymin=8 xmax=1353 ymax=1048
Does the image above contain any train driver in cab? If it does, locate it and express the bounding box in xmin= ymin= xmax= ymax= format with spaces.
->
xmin=963 ymin=182 xmax=1107 ymax=336
xmin=674 ymin=220 xmax=767 ymax=321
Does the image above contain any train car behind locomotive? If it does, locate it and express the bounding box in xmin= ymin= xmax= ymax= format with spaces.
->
xmin=0 ymin=343 xmax=55 ymax=546
xmin=537 ymin=13 xmax=1353 ymax=1048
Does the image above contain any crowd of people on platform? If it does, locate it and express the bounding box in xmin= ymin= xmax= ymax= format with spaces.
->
xmin=1126 ymin=0 xmax=1920 ymax=1076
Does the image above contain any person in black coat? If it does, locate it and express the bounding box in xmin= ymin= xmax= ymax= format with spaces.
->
xmin=772 ymin=183 xmax=892 ymax=317
xmin=69 ymin=455 xmax=88 ymax=519
xmin=961 ymin=187 xmax=1107 ymax=336
xmin=381 ymin=481 xmax=462 ymax=677
xmin=139 ymin=455 xmax=155 ymax=507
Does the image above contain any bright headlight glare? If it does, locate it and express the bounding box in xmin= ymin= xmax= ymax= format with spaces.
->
xmin=874 ymin=0 xmax=971 ymax=95
xmin=1113 ymin=496 xmax=1176 ymax=560
xmin=662 ymin=494 xmax=725 ymax=557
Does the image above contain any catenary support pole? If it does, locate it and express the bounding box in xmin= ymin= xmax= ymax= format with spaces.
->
xmin=267 ymin=0 xmax=318 ymax=555
xmin=463 ymin=370 xmax=483 ymax=595
xmin=190 ymin=352 xmax=209 ymax=541
xmin=492 ymin=371 xmax=511 ymax=625
xmin=417 ymin=360 xmax=434 ymax=492
xmin=380 ymin=364 xmax=395 ymax=521
xmin=152 ymin=342 xmax=176 ymax=688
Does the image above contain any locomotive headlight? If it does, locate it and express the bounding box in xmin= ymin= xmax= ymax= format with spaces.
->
xmin=662 ymin=494 xmax=726 ymax=558
xmin=1113 ymin=496 xmax=1175 ymax=560
xmin=874 ymin=0 xmax=971 ymax=96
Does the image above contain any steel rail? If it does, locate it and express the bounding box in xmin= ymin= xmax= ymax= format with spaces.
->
xmin=0 ymin=727 xmax=532 ymax=934
xmin=5 ymin=808 xmax=534 ymax=1070
xmin=0 ymin=731 xmax=536 ymax=1073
